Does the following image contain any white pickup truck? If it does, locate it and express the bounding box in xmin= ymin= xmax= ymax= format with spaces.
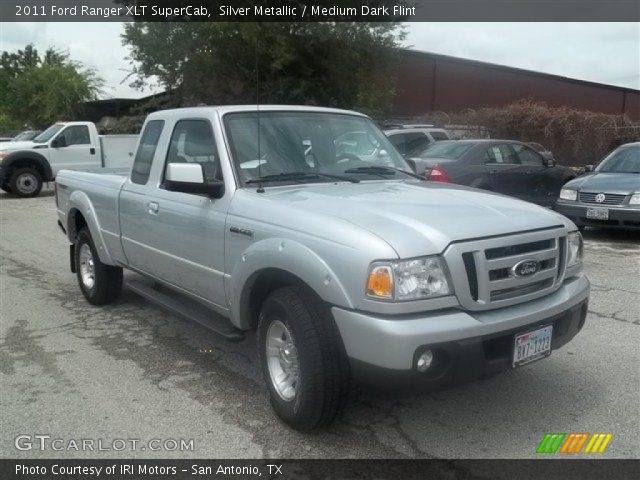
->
xmin=0 ymin=121 xmax=137 ymax=197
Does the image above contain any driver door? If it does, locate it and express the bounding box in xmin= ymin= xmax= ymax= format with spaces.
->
xmin=49 ymin=125 xmax=98 ymax=171
xmin=120 ymin=118 xmax=229 ymax=308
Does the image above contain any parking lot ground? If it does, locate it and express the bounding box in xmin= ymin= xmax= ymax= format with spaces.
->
xmin=1 ymin=189 xmax=639 ymax=462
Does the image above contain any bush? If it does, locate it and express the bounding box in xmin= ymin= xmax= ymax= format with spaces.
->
xmin=411 ymin=100 xmax=640 ymax=166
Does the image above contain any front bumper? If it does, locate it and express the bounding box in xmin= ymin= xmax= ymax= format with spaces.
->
xmin=556 ymin=202 xmax=640 ymax=229
xmin=332 ymin=274 xmax=589 ymax=388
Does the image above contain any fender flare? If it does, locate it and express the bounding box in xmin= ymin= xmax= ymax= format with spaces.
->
xmin=2 ymin=150 xmax=53 ymax=180
xmin=229 ymin=238 xmax=354 ymax=329
xmin=66 ymin=190 xmax=115 ymax=265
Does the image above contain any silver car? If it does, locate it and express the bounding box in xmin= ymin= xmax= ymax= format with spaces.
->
xmin=556 ymin=142 xmax=640 ymax=230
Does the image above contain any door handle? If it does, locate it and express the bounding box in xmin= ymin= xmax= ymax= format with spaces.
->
xmin=90 ymin=147 xmax=96 ymax=155
xmin=147 ymin=202 xmax=159 ymax=215
xmin=489 ymin=169 xmax=498 ymax=174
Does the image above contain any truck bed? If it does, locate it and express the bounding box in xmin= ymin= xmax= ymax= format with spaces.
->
xmin=99 ymin=135 xmax=138 ymax=169
xmin=56 ymin=170 xmax=127 ymax=255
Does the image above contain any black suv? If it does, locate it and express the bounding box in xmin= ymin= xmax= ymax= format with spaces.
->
xmin=410 ymin=139 xmax=576 ymax=207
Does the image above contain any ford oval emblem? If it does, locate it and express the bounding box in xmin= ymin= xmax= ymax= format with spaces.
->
xmin=511 ymin=259 xmax=541 ymax=278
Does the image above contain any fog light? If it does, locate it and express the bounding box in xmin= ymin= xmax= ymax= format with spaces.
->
xmin=416 ymin=350 xmax=434 ymax=372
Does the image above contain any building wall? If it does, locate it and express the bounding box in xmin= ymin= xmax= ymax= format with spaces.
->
xmin=393 ymin=50 xmax=640 ymax=119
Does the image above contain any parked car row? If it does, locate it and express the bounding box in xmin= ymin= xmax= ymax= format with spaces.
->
xmin=382 ymin=125 xmax=639 ymax=230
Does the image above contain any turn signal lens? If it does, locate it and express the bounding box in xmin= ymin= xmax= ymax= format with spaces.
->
xmin=366 ymin=265 xmax=393 ymax=299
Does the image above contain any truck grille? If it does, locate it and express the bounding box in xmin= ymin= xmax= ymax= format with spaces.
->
xmin=444 ymin=228 xmax=567 ymax=311
xmin=578 ymin=192 xmax=626 ymax=205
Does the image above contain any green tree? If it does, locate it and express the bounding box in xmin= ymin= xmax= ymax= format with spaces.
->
xmin=122 ymin=22 xmax=405 ymax=117
xmin=0 ymin=45 xmax=103 ymax=131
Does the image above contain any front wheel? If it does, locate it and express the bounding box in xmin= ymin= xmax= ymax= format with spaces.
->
xmin=75 ymin=228 xmax=123 ymax=305
xmin=257 ymin=286 xmax=351 ymax=430
xmin=9 ymin=167 xmax=42 ymax=197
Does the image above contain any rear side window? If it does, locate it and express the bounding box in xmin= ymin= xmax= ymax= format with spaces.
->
xmin=403 ymin=132 xmax=431 ymax=156
xmin=131 ymin=120 xmax=164 ymax=185
xmin=387 ymin=133 xmax=406 ymax=154
xmin=430 ymin=131 xmax=450 ymax=141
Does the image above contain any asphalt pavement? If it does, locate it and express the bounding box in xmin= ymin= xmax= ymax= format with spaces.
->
xmin=1 ymin=188 xmax=638 ymax=463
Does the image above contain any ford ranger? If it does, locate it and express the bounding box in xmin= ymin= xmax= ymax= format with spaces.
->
xmin=55 ymin=106 xmax=589 ymax=430
xmin=0 ymin=121 xmax=137 ymax=197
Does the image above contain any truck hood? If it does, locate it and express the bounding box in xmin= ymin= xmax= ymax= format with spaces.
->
xmin=0 ymin=141 xmax=38 ymax=152
xmin=565 ymin=172 xmax=640 ymax=194
xmin=258 ymin=180 xmax=571 ymax=258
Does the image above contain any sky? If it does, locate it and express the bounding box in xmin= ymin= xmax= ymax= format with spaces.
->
xmin=1 ymin=22 xmax=639 ymax=99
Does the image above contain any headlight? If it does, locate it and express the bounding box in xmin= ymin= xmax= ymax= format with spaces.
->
xmin=366 ymin=256 xmax=452 ymax=301
xmin=567 ymin=232 xmax=583 ymax=267
xmin=629 ymin=193 xmax=640 ymax=205
xmin=559 ymin=188 xmax=577 ymax=201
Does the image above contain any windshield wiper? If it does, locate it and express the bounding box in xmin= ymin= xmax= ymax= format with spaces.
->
xmin=245 ymin=171 xmax=359 ymax=185
xmin=343 ymin=165 xmax=424 ymax=180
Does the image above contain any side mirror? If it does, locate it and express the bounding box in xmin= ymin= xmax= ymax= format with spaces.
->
xmin=583 ymin=165 xmax=594 ymax=173
xmin=543 ymin=156 xmax=555 ymax=167
xmin=51 ymin=136 xmax=66 ymax=148
xmin=165 ymin=163 xmax=224 ymax=198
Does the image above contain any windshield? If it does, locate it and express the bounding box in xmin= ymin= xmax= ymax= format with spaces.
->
xmin=32 ymin=124 xmax=64 ymax=143
xmin=224 ymin=111 xmax=413 ymax=186
xmin=416 ymin=141 xmax=474 ymax=159
xmin=13 ymin=131 xmax=39 ymax=141
xmin=596 ymin=145 xmax=640 ymax=173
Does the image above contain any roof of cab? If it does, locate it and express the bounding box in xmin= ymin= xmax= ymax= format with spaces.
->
xmin=146 ymin=104 xmax=368 ymax=120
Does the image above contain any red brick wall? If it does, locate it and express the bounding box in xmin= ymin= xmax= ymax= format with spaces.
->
xmin=393 ymin=51 xmax=639 ymax=120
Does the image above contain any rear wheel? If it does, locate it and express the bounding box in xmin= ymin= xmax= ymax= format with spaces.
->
xmin=75 ymin=228 xmax=123 ymax=305
xmin=257 ymin=286 xmax=351 ymax=430
xmin=9 ymin=167 xmax=42 ymax=197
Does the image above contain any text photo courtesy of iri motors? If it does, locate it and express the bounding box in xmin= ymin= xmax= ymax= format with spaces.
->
xmin=0 ymin=1 xmax=639 ymax=479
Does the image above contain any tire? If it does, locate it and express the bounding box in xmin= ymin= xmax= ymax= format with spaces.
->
xmin=75 ymin=228 xmax=123 ymax=305
xmin=0 ymin=183 xmax=12 ymax=193
xmin=257 ymin=286 xmax=351 ymax=431
xmin=9 ymin=167 xmax=42 ymax=197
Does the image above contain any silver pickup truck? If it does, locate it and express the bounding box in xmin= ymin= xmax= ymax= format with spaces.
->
xmin=56 ymin=105 xmax=590 ymax=430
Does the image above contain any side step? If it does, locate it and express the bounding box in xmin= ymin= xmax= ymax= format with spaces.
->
xmin=126 ymin=277 xmax=245 ymax=342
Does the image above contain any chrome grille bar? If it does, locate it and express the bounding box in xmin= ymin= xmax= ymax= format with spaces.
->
xmin=579 ymin=192 xmax=626 ymax=205
xmin=443 ymin=228 xmax=568 ymax=311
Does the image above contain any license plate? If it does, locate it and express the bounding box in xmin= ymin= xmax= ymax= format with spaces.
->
xmin=586 ymin=207 xmax=609 ymax=220
xmin=512 ymin=325 xmax=553 ymax=368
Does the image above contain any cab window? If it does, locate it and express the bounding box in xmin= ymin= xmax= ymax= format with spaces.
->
xmin=163 ymin=119 xmax=222 ymax=184
xmin=131 ymin=120 xmax=164 ymax=185
xmin=58 ymin=125 xmax=90 ymax=146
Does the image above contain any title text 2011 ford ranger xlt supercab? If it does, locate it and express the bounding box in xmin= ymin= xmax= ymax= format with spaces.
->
xmin=56 ymin=106 xmax=589 ymax=430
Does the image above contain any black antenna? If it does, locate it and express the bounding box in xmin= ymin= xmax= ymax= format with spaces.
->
xmin=255 ymin=28 xmax=264 ymax=194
